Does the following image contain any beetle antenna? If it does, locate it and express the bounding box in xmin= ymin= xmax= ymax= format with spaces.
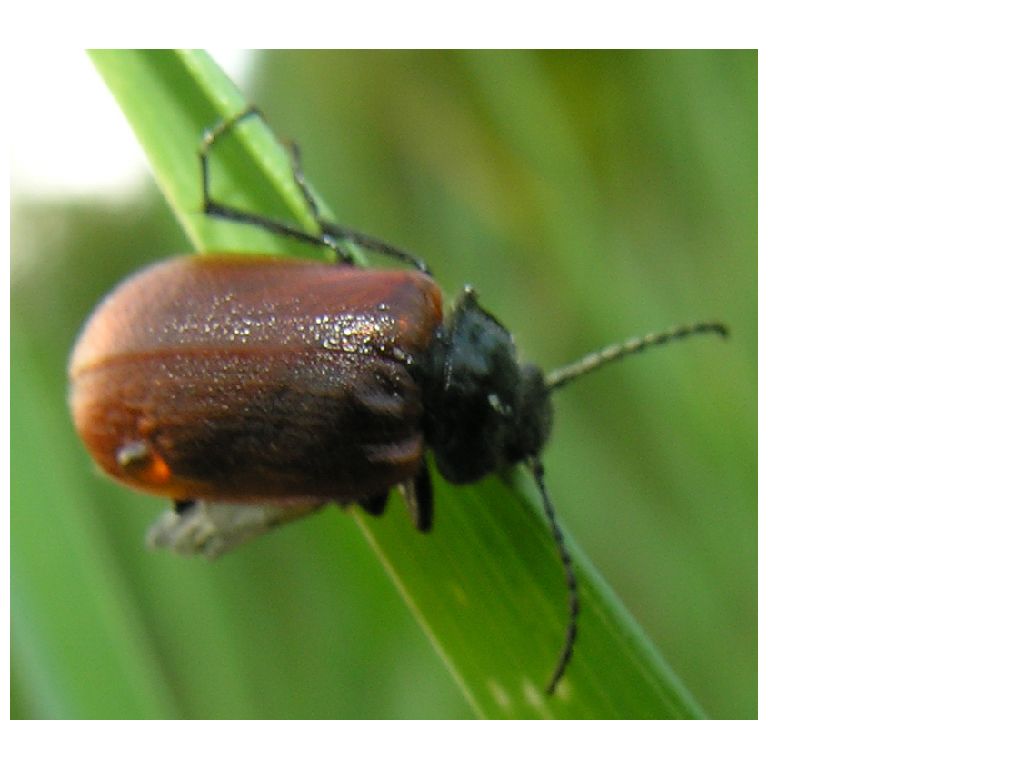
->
xmin=528 ymin=456 xmax=579 ymax=695
xmin=545 ymin=321 xmax=728 ymax=392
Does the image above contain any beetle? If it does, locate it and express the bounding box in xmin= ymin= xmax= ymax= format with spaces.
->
xmin=68 ymin=107 xmax=727 ymax=695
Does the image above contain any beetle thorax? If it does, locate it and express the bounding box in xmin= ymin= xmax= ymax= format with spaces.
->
xmin=417 ymin=288 xmax=553 ymax=485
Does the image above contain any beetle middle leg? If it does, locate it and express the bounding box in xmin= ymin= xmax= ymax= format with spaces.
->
xmin=397 ymin=460 xmax=434 ymax=533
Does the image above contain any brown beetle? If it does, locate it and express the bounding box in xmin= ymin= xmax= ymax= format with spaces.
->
xmin=68 ymin=107 xmax=727 ymax=694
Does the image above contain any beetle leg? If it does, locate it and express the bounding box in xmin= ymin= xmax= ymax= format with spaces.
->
xmin=200 ymin=106 xmax=350 ymax=262
xmin=359 ymin=490 xmax=390 ymax=517
xmin=201 ymin=106 xmax=432 ymax=274
xmin=147 ymin=500 xmax=322 ymax=558
xmin=285 ymin=139 xmax=431 ymax=273
xmin=398 ymin=461 xmax=434 ymax=533
xmin=282 ymin=140 xmax=355 ymax=266
xmin=414 ymin=463 xmax=434 ymax=533
xmin=320 ymin=219 xmax=432 ymax=274
xmin=281 ymin=134 xmax=430 ymax=272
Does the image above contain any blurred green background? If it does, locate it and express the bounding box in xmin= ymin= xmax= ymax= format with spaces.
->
xmin=11 ymin=50 xmax=756 ymax=719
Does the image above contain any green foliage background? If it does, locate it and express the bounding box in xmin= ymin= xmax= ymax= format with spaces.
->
xmin=11 ymin=50 xmax=756 ymax=718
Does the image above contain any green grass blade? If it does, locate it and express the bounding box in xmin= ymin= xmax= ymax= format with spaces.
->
xmin=89 ymin=49 xmax=706 ymax=718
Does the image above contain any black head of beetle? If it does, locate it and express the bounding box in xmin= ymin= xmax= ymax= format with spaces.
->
xmin=418 ymin=287 xmax=553 ymax=486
